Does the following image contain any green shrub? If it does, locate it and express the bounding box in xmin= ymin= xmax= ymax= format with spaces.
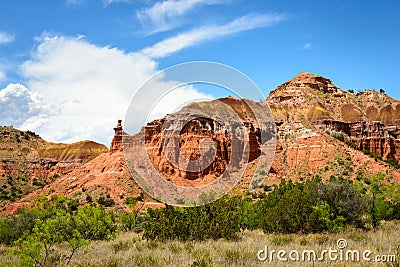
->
xmin=0 ymin=206 xmax=44 ymax=245
xmin=98 ymin=195 xmax=115 ymax=207
xmin=86 ymin=194 xmax=93 ymax=203
xmin=253 ymin=178 xmax=367 ymax=234
xmin=346 ymin=141 xmax=358 ymax=150
xmin=310 ymin=202 xmax=346 ymax=232
xmin=332 ymin=133 xmax=345 ymax=142
xmin=74 ymin=205 xmax=117 ymax=240
xmin=143 ymin=196 xmax=241 ymax=241
xmin=119 ymin=211 xmax=137 ymax=231
xmin=385 ymin=158 xmax=400 ymax=169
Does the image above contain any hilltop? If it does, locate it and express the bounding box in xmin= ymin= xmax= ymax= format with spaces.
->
xmin=266 ymin=72 xmax=400 ymax=184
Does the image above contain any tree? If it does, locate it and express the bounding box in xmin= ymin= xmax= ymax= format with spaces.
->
xmin=13 ymin=216 xmax=64 ymax=266
xmin=368 ymin=173 xmax=393 ymax=228
xmin=8 ymin=199 xmax=117 ymax=266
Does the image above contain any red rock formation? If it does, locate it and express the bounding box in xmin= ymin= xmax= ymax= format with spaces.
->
xmin=315 ymin=119 xmax=400 ymax=161
xmin=2 ymin=151 xmax=148 ymax=214
xmin=125 ymin=97 xmax=273 ymax=187
xmin=110 ymin=120 xmax=124 ymax=153
xmin=268 ymin=72 xmax=400 ymax=164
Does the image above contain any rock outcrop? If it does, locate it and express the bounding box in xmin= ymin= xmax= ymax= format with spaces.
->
xmin=315 ymin=120 xmax=400 ymax=160
xmin=123 ymin=97 xmax=276 ymax=188
xmin=268 ymin=72 xmax=400 ymax=165
xmin=110 ymin=120 xmax=130 ymax=153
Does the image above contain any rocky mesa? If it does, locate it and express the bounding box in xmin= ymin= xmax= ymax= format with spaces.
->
xmin=267 ymin=72 xmax=400 ymax=183
xmin=2 ymin=72 xmax=400 ymax=212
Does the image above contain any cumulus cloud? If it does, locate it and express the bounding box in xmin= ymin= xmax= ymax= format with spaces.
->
xmin=19 ymin=34 xmax=154 ymax=144
xmin=16 ymin=34 xmax=212 ymax=145
xmin=140 ymin=13 xmax=287 ymax=58
xmin=0 ymin=32 xmax=14 ymax=44
xmin=137 ymin=0 xmax=226 ymax=35
xmin=146 ymin=85 xmax=213 ymax=123
xmin=0 ymin=83 xmax=55 ymax=127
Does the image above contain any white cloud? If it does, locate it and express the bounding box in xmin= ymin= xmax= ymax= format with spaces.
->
xmin=0 ymin=32 xmax=14 ymax=44
xmin=16 ymin=34 xmax=212 ymax=145
xmin=146 ymin=84 xmax=213 ymax=123
xmin=19 ymin=34 xmax=155 ymax=144
xmin=140 ymin=13 xmax=286 ymax=58
xmin=137 ymin=0 xmax=226 ymax=35
xmin=0 ymin=83 xmax=55 ymax=127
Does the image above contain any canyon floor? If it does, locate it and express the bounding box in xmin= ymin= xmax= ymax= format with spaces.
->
xmin=1 ymin=221 xmax=399 ymax=267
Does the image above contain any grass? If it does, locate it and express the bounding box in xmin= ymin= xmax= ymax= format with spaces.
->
xmin=0 ymin=221 xmax=399 ymax=266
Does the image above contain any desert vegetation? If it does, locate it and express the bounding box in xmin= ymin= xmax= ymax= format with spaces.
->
xmin=0 ymin=174 xmax=399 ymax=266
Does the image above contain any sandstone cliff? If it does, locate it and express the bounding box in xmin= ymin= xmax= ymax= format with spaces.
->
xmin=266 ymin=72 xmax=400 ymax=184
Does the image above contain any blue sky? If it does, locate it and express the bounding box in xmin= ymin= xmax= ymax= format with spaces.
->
xmin=0 ymin=0 xmax=399 ymax=145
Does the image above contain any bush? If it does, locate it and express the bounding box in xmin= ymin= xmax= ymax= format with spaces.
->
xmin=143 ymin=196 xmax=241 ymax=241
xmin=346 ymin=141 xmax=358 ymax=150
xmin=385 ymin=158 xmax=400 ymax=169
xmin=0 ymin=208 xmax=40 ymax=245
xmin=332 ymin=133 xmax=345 ymax=142
xmin=253 ymin=178 xmax=367 ymax=234
xmin=309 ymin=202 xmax=346 ymax=232
xmin=86 ymin=194 xmax=93 ymax=203
xmin=74 ymin=205 xmax=117 ymax=240
xmin=119 ymin=211 xmax=137 ymax=231
xmin=98 ymin=195 xmax=115 ymax=207
xmin=124 ymin=194 xmax=144 ymax=205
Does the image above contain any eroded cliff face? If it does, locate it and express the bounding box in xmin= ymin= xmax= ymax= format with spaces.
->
xmin=120 ymin=97 xmax=275 ymax=188
xmin=145 ymin=117 xmax=233 ymax=181
xmin=315 ymin=120 xmax=400 ymax=161
xmin=259 ymin=72 xmax=400 ymax=186
xmin=267 ymin=72 xmax=400 ymax=166
xmin=108 ymin=73 xmax=400 ymax=191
